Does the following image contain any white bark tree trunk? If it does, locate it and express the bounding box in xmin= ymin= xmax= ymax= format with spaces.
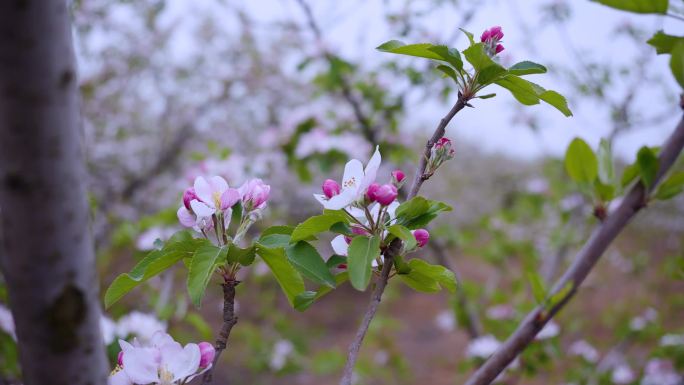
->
xmin=0 ymin=1 xmax=108 ymax=384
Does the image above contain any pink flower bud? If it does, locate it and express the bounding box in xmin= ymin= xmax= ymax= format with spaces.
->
xmin=239 ymin=179 xmax=270 ymax=211
xmin=117 ymin=350 xmax=124 ymax=366
xmin=435 ymin=137 xmax=451 ymax=149
xmin=495 ymin=44 xmax=505 ymax=54
xmin=480 ymin=30 xmax=491 ymax=43
xmin=322 ymin=179 xmax=341 ymax=199
xmin=490 ymin=26 xmax=504 ymax=41
xmin=374 ymin=184 xmax=398 ymax=206
xmin=199 ymin=342 xmax=216 ymax=368
xmin=413 ymin=229 xmax=430 ymax=247
xmin=366 ymin=183 xmax=381 ymax=202
xmin=182 ymin=188 xmax=198 ymax=210
xmin=391 ymin=169 xmax=405 ymax=184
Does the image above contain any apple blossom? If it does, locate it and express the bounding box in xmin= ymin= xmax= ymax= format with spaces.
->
xmin=198 ymin=342 xmax=216 ymax=368
xmin=314 ymin=146 xmax=381 ymax=210
xmin=426 ymin=137 xmax=455 ymax=175
xmin=182 ymin=188 xmax=198 ymax=210
xmin=365 ymin=183 xmax=381 ymax=202
xmin=373 ymin=184 xmax=398 ymax=206
xmin=412 ymin=229 xmax=430 ymax=247
xmin=177 ymin=176 xmax=240 ymax=231
xmin=391 ymin=169 xmax=405 ymax=185
xmin=480 ymin=26 xmax=505 ymax=56
xmin=322 ymin=179 xmax=341 ymax=199
xmin=239 ymin=178 xmax=270 ymax=211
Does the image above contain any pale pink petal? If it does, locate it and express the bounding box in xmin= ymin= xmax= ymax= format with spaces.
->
xmin=208 ymin=176 xmax=229 ymax=194
xmin=108 ymin=370 xmax=132 ymax=385
xmin=120 ymin=340 xmax=160 ymax=384
xmin=177 ymin=206 xmax=196 ymax=228
xmin=161 ymin=342 xmax=201 ymax=382
xmin=322 ymin=188 xmax=356 ymax=210
xmin=341 ymin=159 xmax=364 ymax=191
xmin=360 ymin=146 xmax=381 ymax=191
xmin=313 ymin=193 xmax=328 ymax=206
xmin=331 ymin=235 xmax=349 ymax=256
xmin=220 ymin=188 xmax=240 ymax=210
xmin=223 ymin=208 xmax=232 ymax=229
xmin=150 ymin=331 xmax=176 ymax=349
xmin=190 ymin=200 xmax=214 ymax=218
xmin=193 ymin=177 xmax=214 ymax=206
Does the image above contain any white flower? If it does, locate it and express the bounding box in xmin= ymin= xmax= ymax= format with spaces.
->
xmin=314 ymin=146 xmax=381 ymax=210
xmin=536 ymin=321 xmax=560 ymax=340
xmin=486 ymin=304 xmax=515 ymax=320
xmin=269 ymin=339 xmax=294 ymax=371
xmin=466 ymin=335 xmax=501 ymax=359
xmin=116 ymin=311 xmax=167 ymax=343
xmin=330 ymin=201 xmax=399 ymax=258
xmin=101 ymin=316 xmax=118 ymax=345
xmin=568 ymin=340 xmax=599 ymax=363
xmin=659 ymin=333 xmax=684 ymax=347
xmin=136 ymin=227 xmax=176 ymax=251
xmin=435 ymin=310 xmax=455 ymax=332
xmin=0 ymin=304 xmax=16 ymax=340
xmin=641 ymin=359 xmax=680 ymax=385
xmin=611 ymin=363 xmax=635 ymax=384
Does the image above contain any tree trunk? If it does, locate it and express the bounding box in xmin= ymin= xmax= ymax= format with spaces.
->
xmin=0 ymin=1 xmax=108 ymax=385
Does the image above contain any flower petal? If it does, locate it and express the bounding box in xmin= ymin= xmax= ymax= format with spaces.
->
xmin=193 ymin=177 xmax=214 ymax=206
xmin=385 ymin=201 xmax=400 ymax=221
xmin=220 ymin=188 xmax=240 ymax=210
xmin=161 ymin=342 xmax=201 ymax=382
xmin=360 ymin=146 xmax=381 ymax=191
xmin=313 ymin=193 xmax=327 ymax=206
xmin=177 ymin=206 xmax=196 ymax=228
xmin=190 ymin=200 xmax=215 ymax=219
xmin=331 ymin=235 xmax=349 ymax=256
xmin=108 ymin=370 xmax=132 ymax=385
xmin=208 ymin=176 xmax=229 ymax=194
xmin=322 ymin=188 xmax=356 ymax=210
xmin=341 ymin=159 xmax=364 ymax=191
xmin=120 ymin=341 xmax=160 ymax=384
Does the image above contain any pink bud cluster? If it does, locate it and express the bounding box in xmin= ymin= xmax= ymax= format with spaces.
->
xmin=321 ymin=169 xmax=406 ymax=208
xmin=413 ymin=229 xmax=430 ymax=248
xmin=480 ymin=26 xmax=505 ymax=56
xmin=426 ymin=137 xmax=455 ymax=176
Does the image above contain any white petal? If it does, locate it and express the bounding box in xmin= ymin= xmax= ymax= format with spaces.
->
xmin=190 ymin=200 xmax=215 ymax=218
xmin=360 ymin=146 xmax=381 ymax=191
xmin=313 ymin=193 xmax=328 ymax=206
xmin=150 ymin=331 xmax=176 ymax=349
xmin=121 ymin=342 xmax=160 ymax=384
xmin=208 ymin=176 xmax=228 ymax=194
xmin=341 ymin=159 xmax=364 ymax=191
xmin=177 ymin=206 xmax=196 ymax=228
xmin=331 ymin=235 xmax=349 ymax=256
xmin=193 ymin=177 xmax=214 ymax=205
xmin=385 ymin=201 xmax=400 ymax=220
xmin=108 ymin=370 xmax=132 ymax=385
xmin=368 ymin=203 xmax=381 ymax=218
xmin=161 ymin=343 xmax=201 ymax=381
xmin=323 ymin=188 xmax=356 ymax=210
xmin=347 ymin=207 xmax=365 ymax=220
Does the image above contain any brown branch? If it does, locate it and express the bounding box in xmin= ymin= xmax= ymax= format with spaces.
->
xmin=430 ymin=242 xmax=482 ymax=339
xmin=294 ymin=0 xmax=378 ymax=145
xmin=340 ymin=96 xmax=468 ymax=385
xmin=202 ymin=279 xmax=239 ymax=384
xmin=463 ymin=111 xmax=684 ymax=385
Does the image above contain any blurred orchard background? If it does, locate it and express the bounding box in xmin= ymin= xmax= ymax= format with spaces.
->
xmin=1 ymin=0 xmax=683 ymax=384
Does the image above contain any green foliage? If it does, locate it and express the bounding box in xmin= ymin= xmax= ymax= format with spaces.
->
xmin=463 ymin=43 xmax=498 ymax=71
xmin=564 ymin=138 xmax=598 ymax=184
xmin=495 ymin=76 xmax=572 ymax=116
xmin=187 ymin=245 xmax=228 ymax=307
xmin=592 ymin=0 xmax=668 ymax=14
xmin=256 ymin=244 xmax=305 ymax=306
xmin=397 ymin=259 xmax=456 ymax=293
xmin=654 ymin=172 xmax=684 ymax=200
xmin=293 ymin=272 xmax=349 ymax=312
xmin=104 ymin=232 xmax=208 ymax=308
xmin=597 ymin=139 xmax=615 ymax=185
xmin=671 ymin=42 xmax=684 ymax=88
xmin=648 ymin=31 xmax=684 ymax=54
xmin=636 ymin=146 xmax=660 ymax=189
xmin=285 ymin=242 xmax=336 ymax=288
xmin=508 ymin=61 xmax=548 ymax=76
xmin=526 ymin=271 xmax=548 ymax=305
xmin=347 ymin=236 xmax=381 ymax=291
xmin=387 ymin=224 xmax=417 ymax=250
xmin=376 ymin=41 xmax=463 ymax=70
xmin=227 ymin=243 xmax=256 ymax=266
xmin=395 ymin=197 xmax=452 ymax=229
xmin=290 ymin=210 xmax=349 ymax=243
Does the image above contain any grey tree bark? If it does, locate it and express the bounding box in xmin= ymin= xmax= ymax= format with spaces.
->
xmin=0 ymin=1 xmax=108 ymax=385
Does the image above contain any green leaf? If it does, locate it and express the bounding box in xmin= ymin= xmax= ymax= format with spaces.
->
xmin=228 ymin=201 xmax=243 ymax=234
xmin=398 ymin=259 xmax=456 ymax=293
xmin=387 ymin=224 xmax=417 ymax=250
xmin=326 ymin=254 xmax=347 ymax=269
xmin=227 ymin=243 xmax=256 ymax=266
xmin=290 ymin=210 xmax=349 ymax=242
xmin=538 ymin=90 xmax=573 ymax=117
xmin=463 ymin=43 xmax=496 ymax=71
xmin=347 ymin=236 xmax=381 ymax=291
xmin=621 ymin=162 xmax=640 ymax=187
xmin=648 ymin=31 xmax=684 ymax=54
xmin=104 ymin=236 xmax=207 ymax=308
xmin=261 ymin=225 xmax=295 ymax=237
xmin=294 ymin=272 xmax=349 ymax=312
xmin=527 ymin=272 xmax=547 ymax=305
xmin=636 ymin=146 xmax=660 ymax=188
xmin=654 ymin=172 xmax=684 ymax=200
xmin=428 ymin=46 xmax=463 ymax=71
xmin=597 ymin=138 xmax=615 ymax=185
xmin=187 ymin=245 xmax=228 ymax=307
xmin=376 ymin=41 xmax=464 ymax=71
xmin=495 ymin=75 xmax=540 ymax=105
xmin=594 ymin=180 xmax=616 ymax=202
xmin=285 ymin=241 xmax=336 ymax=288
xmin=548 ymin=282 xmax=574 ymax=308
xmin=436 ymin=65 xmax=459 ymax=82
xmin=670 ymin=41 xmax=684 ymax=89
xmin=258 ymin=233 xmax=291 ymax=249
xmin=508 ymin=61 xmax=547 ymax=76
xmin=477 ymin=64 xmax=508 ymax=85
xmin=459 ymin=28 xmax=475 ymax=45
xmin=565 ymin=138 xmax=598 ymax=184
xmin=396 ymin=196 xmax=431 ymax=222
xmin=477 ymin=93 xmax=496 ymax=99
xmin=256 ymin=244 xmax=305 ymax=306
xmin=592 ymin=0 xmax=668 ymax=14
xmin=329 ymin=222 xmax=352 ymax=236
xmin=402 ymin=200 xmax=453 ymax=229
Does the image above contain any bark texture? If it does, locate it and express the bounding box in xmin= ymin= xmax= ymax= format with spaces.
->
xmin=0 ymin=1 xmax=108 ymax=384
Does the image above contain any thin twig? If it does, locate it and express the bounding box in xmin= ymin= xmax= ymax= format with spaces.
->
xmin=202 ymin=279 xmax=240 ymax=384
xmin=429 ymin=241 xmax=482 ymax=339
xmin=339 ymin=96 xmax=468 ymax=385
xmin=463 ymin=110 xmax=684 ymax=385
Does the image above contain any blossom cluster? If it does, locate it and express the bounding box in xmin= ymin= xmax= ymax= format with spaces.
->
xmin=480 ymin=26 xmax=505 ymax=56
xmin=109 ymin=331 xmax=215 ymax=385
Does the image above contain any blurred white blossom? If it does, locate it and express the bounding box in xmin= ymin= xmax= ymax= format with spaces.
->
xmin=641 ymin=359 xmax=680 ymax=385
xmin=269 ymin=339 xmax=294 ymax=371
xmin=536 ymin=321 xmax=560 ymax=340
xmin=659 ymin=333 xmax=684 ymax=347
xmin=569 ymin=340 xmax=599 ymax=363
xmin=116 ymin=311 xmax=167 ymax=342
xmin=466 ymin=335 xmax=501 ymax=359
xmin=611 ymin=363 xmax=635 ymax=384
xmin=486 ymin=304 xmax=515 ymax=320
xmin=435 ymin=310 xmax=455 ymax=332
xmin=0 ymin=304 xmax=16 ymax=340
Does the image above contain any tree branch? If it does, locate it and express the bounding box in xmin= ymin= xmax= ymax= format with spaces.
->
xmin=202 ymin=279 xmax=239 ymax=384
xmin=339 ymin=96 xmax=468 ymax=385
xmin=463 ymin=110 xmax=684 ymax=385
